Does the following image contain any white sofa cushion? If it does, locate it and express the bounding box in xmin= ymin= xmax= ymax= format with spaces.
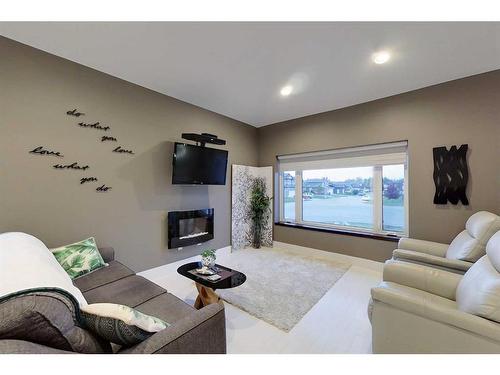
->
xmin=456 ymin=232 xmax=500 ymax=323
xmin=446 ymin=211 xmax=500 ymax=262
xmin=486 ymin=231 xmax=500 ymax=272
xmin=0 ymin=232 xmax=87 ymax=306
xmin=446 ymin=230 xmax=480 ymax=261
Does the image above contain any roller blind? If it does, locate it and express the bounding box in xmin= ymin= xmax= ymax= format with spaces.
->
xmin=277 ymin=141 xmax=407 ymax=171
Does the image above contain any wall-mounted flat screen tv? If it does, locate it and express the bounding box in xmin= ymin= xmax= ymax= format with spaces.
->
xmin=172 ymin=142 xmax=228 ymax=185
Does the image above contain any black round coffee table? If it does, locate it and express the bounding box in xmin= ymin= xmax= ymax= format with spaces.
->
xmin=177 ymin=261 xmax=246 ymax=309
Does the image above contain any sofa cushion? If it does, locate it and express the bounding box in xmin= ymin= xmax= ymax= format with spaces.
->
xmin=134 ymin=292 xmax=195 ymax=324
xmin=486 ymin=231 xmax=500 ymax=273
xmin=446 ymin=211 xmax=500 ymax=262
xmin=446 ymin=231 xmax=480 ymax=261
xmin=467 ymin=211 xmax=500 ymax=239
xmin=83 ymin=276 xmax=165 ymax=307
xmin=456 ymin=255 xmax=500 ymax=323
xmin=98 ymin=247 xmax=115 ymax=263
xmin=74 ymin=261 xmax=134 ymax=292
xmin=0 ymin=232 xmax=87 ymax=306
xmin=0 ymin=288 xmax=110 ymax=353
xmin=50 ymin=237 xmax=107 ymax=279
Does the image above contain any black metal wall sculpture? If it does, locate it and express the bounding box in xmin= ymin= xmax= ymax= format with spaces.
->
xmin=29 ymin=146 xmax=64 ymax=157
xmin=433 ymin=144 xmax=469 ymax=205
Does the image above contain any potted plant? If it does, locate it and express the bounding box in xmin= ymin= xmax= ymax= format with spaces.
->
xmin=201 ymin=249 xmax=216 ymax=268
xmin=248 ymin=177 xmax=272 ymax=249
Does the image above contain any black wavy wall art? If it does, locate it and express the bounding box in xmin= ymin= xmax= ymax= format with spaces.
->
xmin=433 ymin=144 xmax=469 ymax=205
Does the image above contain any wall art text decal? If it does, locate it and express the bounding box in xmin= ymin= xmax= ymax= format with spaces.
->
xmin=66 ymin=109 xmax=85 ymax=117
xmin=29 ymin=146 xmax=64 ymax=157
xmin=80 ymin=177 xmax=98 ymax=184
xmin=433 ymin=144 xmax=469 ymax=205
xmin=113 ymin=146 xmax=135 ymax=155
xmin=35 ymin=106 xmax=139 ymax=193
xmin=101 ymin=136 xmax=117 ymax=142
xmin=96 ymin=184 xmax=112 ymax=192
xmin=78 ymin=122 xmax=110 ymax=131
xmin=53 ymin=162 xmax=90 ymax=171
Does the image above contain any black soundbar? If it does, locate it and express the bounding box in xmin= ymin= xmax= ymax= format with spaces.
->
xmin=181 ymin=133 xmax=226 ymax=147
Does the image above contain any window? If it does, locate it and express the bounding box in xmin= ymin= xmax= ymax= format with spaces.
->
xmin=283 ymin=171 xmax=296 ymax=221
xmin=278 ymin=142 xmax=408 ymax=236
xmin=382 ymin=164 xmax=405 ymax=233
xmin=302 ymin=167 xmax=374 ymax=230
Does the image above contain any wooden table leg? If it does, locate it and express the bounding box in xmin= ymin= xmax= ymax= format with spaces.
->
xmin=194 ymin=282 xmax=221 ymax=309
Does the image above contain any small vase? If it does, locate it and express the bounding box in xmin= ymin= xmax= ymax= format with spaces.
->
xmin=201 ymin=255 xmax=216 ymax=268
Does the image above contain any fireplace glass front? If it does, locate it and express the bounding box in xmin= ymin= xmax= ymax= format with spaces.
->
xmin=168 ymin=209 xmax=214 ymax=248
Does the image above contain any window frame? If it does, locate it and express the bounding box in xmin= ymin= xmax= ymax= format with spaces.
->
xmin=278 ymin=143 xmax=409 ymax=238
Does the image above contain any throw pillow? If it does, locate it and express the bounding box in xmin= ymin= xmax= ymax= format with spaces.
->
xmin=0 ymin=288 xmax=111 ymax=353
xmin=80 ymin=303 xmax=169 ymax=346
xmin=50 ymin=237 xmax=106 ymax=279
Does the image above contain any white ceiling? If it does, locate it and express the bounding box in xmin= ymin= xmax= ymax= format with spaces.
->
xmin=1 ymin=22 xmax=499 ymax=127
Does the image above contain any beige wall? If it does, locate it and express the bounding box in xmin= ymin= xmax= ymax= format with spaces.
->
xmin=1 ymin=35 xmax=498 ymax=268
xmin=0 ymin=37 xmax=258 ymax=272
xmin=258 ymin=71 xmax=500 ymax=262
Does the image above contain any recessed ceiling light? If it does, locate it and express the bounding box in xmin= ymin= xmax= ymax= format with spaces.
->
xmin=372 ymin=51 xmax=391 ymax=64
xmin=280 ymin=85 xmax=293 ymax=96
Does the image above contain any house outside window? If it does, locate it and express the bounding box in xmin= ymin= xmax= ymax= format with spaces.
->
xmin=278 ymin=141 xmax=408 ymax=236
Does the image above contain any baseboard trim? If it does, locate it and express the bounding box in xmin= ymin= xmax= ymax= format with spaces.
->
xmin=273 ymin=241 xmax=384 ymax=272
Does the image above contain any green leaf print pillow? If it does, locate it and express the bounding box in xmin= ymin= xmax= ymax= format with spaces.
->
xmin=50 ymin=237 xmax=107 ymax=279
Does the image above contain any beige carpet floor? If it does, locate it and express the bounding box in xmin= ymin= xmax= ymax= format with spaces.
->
xmin=218 ymin=248 xmax=351 ymax=332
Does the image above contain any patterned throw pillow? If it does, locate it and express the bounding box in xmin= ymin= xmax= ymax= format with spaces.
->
xmin=80 ymin=303 xmax=169 ymax=346
xmin=50 ymin=237 xmax=106 ymax=279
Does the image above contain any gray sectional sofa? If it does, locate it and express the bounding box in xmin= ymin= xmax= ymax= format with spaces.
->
xmin=0 ymin=247 xmax=226 ymax=354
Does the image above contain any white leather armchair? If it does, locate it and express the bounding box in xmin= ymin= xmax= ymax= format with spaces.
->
xmin=393 ymin=211 xmax=500 ymax=274
xmin=369 ymin=231 xmax=500 ymax=353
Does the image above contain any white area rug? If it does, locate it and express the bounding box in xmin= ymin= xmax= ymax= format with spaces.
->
xmin=218 ymin=248 xmax=350 ymax=332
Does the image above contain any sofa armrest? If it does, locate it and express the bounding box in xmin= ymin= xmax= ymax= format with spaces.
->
xmin=393 ymin=249 xmax=473 ymax=273
xmin=120 ymin=302 xmax=226 ymax=354
xmin=371 ymin=282 xmax=500 ymax=343
xmin=0 ymin=339 xmax=73 ymax=354
xmin=383 ymin=259 xmax=462 ymax=300
xmin=98 ymin=247 xmax=115 ymax=263
xmin=398 ymin=238 xmax=449 ymax=257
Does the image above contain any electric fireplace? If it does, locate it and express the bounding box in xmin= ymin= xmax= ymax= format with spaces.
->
xmin=168 ymin=209 xmax=214 ymax=248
